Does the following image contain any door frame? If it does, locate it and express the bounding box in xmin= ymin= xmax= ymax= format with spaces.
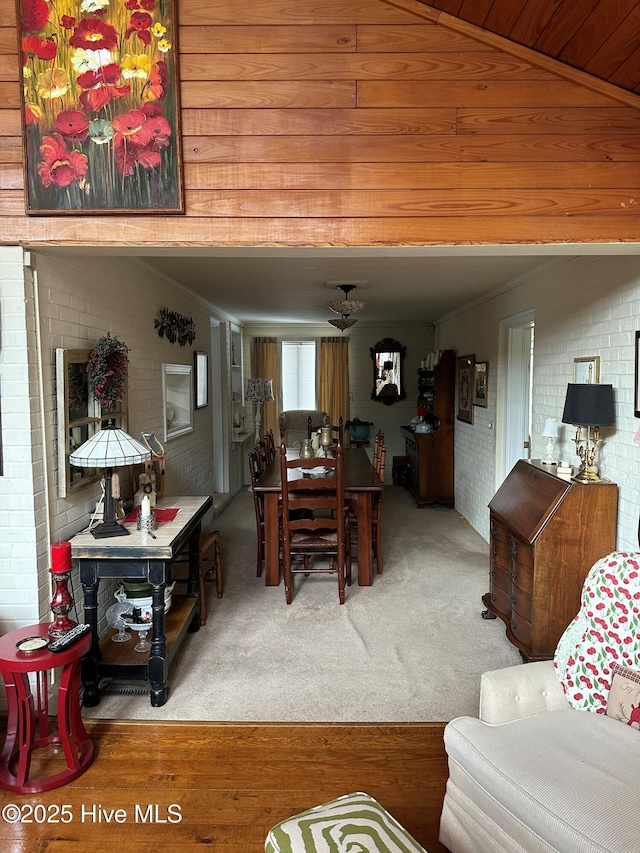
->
xmin=496 ymin=310 xmax=534 ymax=485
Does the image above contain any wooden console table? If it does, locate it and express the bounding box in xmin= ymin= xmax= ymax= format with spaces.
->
xmin=70 ymin=494 xmax=213 ymax=707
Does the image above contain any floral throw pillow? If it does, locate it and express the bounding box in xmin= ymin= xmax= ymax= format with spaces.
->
xmin=553 ymin=551 xmax=640 ymax=713
xmin=606 ymin=661 xmax=640 ymax=729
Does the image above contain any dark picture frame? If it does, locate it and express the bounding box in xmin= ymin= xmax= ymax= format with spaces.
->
xmin=457 ymin=354 xmax=475 ymax=425
xmin=474 ymin=361 xmax=488 ymax=408
xmin=635 ymin=332 xmax=640 ymax=417
xmin=17 ymin=0 xmax=184 ymax=214
xmin=194 ymin=351 xmax=209 ymax=409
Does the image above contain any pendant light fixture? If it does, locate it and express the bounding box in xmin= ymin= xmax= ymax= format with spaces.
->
xmin=326 ymin=284 xmax=365 ymax=331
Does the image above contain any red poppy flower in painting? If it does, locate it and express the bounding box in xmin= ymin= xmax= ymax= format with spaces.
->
xmin=54 ymin=110 xmax=90 ymax=142
xmin=77 ymin=63 xmax=130 ymax=112
xmin=22 ymin=36 xmax=57 ymax=61
xmin=124 ymin=12 xmax=152 ymax=45
xmin=112 ymin=109 xmax=151 ymax=147
xmin=144 ymin=114 xmax=171 ymax=149
xmin=61 ymin=16 xmax=76 ymax=29
xmin=69 ymin=18 xmax=118 ymax=52
xmin=37 ymin=134 xmax=88 ymax=188
xmin=140 ymin=0 xmax=156 ymax=9
xmin=21 ymin=0 xmax=49 ymax=33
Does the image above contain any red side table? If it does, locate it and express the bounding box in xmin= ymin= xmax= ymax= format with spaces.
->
xmin=0 ymin=624 xmax=94 ymax=793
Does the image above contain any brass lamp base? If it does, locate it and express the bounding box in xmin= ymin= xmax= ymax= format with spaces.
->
xmin=572 ymin=465 xmax=603 ymax=483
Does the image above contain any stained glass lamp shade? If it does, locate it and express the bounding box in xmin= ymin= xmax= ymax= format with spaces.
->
xmin=70 ymin=423 xmax=151 ymax=538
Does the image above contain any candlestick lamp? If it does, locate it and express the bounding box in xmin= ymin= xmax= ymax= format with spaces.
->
xmin=49 ymin=541 xmax=77 ymax=638
xmin=561 ymin=383 xmax=615 ymax=482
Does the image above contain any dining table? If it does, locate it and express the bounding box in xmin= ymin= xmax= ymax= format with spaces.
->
xmin=254 ymin=447 xmax=383 ymax=586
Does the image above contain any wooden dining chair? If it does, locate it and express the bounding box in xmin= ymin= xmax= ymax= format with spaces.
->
xmin=249 ymin=450 xmax=267 ymax=577
xmin=172 ymin=530 xmax=223 ymax=626
xmin=373 ymin=430 xmax=385 ymax=472
xmin=265 ymin=429 xmax=276 ymax=464
xmin=372 ymin=443 xmax=386 ymax=574
xmin=279 ymin=442 xmax=351 ymax=604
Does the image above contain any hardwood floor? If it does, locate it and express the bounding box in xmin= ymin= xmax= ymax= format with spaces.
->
xmin=0 ymin=720 xmax=450 ymax=852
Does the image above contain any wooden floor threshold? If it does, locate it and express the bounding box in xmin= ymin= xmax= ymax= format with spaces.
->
xmin=0 ymin=720 xmax=450 ymax=852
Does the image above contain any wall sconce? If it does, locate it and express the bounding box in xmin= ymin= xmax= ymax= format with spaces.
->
xmin=561 ymin=384 xmax=615 ymax=482
xmin=541 ymin=417 xmax=559 ymax=465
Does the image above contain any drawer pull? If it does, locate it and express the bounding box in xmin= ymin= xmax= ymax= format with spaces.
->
xmin=511 ymin=568 xmax=518 ymax=579
xmin=510 ymin=543 xmax=517 ymax=557
xmin=510 ymin=619 xmax=517 ymax=630
xmin=510 ymin=594 xmax=517 ymax=605
xmin=489 ymin=570 xmax=496 ymax=579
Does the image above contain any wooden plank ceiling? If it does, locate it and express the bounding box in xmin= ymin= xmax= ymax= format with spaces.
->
xmin=416 ymin=0 xmax=640 ymax=95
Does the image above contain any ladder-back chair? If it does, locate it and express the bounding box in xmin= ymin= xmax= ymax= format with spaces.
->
xmin=279 ymin=443 xmax=351 ymax=604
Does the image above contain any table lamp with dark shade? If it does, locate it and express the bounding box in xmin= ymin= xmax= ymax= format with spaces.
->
xmin=69 ymin=423 xmax=151 ymax=538
xmin=561 ymin=383 xmax=615 ymax=483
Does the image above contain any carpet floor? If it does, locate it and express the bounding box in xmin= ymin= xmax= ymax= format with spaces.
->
xmin=83 ymin=486 xmax=521 ymax=722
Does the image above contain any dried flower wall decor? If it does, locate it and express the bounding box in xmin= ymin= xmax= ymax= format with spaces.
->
xmin=17 ymin=0 xmax=183 ymax=214
xmin=154 ymin=307 xmax=196 ymax=346
xmin=87 ymin=333 xmax=130 ymax=410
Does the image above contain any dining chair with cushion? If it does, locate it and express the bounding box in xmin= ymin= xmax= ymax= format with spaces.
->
xmin=279 ymin=410 xmax=328 ymax=447
xmin=279 ymin=442 xmax=351 ymax=604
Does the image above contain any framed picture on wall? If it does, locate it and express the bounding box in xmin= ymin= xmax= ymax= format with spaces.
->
xmin=474 ymin=361 xmax=488 ymax=407
xmin=17 ymin=0 xmax=183 ymax=214
xmin=573 ymin=356 xmax=600 ymax=384
xmin=457 ymin=354 xmax=474 ymax=425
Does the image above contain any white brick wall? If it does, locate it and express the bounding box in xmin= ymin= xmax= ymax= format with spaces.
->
xmin=438 ymin=254 xmax=640 ymax=551
xmin=0 ymin=248 xmax=42 ymax=635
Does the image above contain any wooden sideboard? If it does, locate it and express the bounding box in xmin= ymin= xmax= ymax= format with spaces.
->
xmin=482 ymin=460 xmax=618 ymax=662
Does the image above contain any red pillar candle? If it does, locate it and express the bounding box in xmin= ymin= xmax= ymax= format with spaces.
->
xmin=51 ymin=541 xmax=72 ymax=574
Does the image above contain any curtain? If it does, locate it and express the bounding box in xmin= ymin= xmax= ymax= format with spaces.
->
xmin=251 ymin=337 xmax=279 ymax=440
xmin=319 ymin=337 xmax=350 ymax=444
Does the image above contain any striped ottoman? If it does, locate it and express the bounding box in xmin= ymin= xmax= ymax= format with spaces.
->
xmin=265 ymin=791 xmax=428 ymax=852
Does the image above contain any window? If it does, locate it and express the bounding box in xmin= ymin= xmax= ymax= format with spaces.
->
xmin=281 ymin=341 xmax=316 ymax=410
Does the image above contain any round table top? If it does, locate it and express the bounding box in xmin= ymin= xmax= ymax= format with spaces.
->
xmin=0 ymin=623 xmax=90 ymax=672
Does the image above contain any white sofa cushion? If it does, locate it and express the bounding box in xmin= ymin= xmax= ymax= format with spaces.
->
xmin=444 ymin=708 xmax=640 ymax=853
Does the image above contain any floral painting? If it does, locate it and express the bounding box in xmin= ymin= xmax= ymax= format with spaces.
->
xmin=18 ymin=0 xmax=183 ymax=214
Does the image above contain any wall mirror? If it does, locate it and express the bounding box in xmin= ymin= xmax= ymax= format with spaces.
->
xmin=370 ymin=338 xmax=406 ymax=406
xmin=56 ymin=348 xmax=128 ymax=497
xmin=163 ymin=363 xmax=193 ymax=440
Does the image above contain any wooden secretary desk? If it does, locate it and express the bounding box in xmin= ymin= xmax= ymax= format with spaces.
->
xmin=482 ymin=460 xmax=618 ymax=662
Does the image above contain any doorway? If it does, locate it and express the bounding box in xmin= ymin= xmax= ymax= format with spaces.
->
xmin=499 ymin=311 xmax=534 ymax=481
xmin=210 ymin=319 xmax=226 ymax=494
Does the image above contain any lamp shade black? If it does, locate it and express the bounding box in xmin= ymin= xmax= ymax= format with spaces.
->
xmin=562 ymin=384 xmax=615 ymax=427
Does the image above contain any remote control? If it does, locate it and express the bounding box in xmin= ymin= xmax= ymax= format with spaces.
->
xmin=48 ymin=623 xmax=91 ymax=653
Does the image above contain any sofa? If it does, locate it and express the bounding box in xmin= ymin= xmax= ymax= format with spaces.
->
xmin=440 ymin=551 xmax=640 ymax=853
